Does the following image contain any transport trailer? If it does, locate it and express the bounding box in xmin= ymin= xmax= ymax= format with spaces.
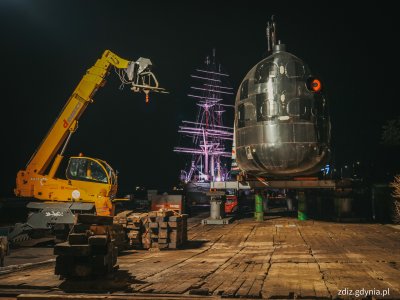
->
xmin=210 ymin=179 xmax=375 ymax=221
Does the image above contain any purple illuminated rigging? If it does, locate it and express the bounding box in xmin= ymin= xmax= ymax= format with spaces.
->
xmin=174 ymin=49 xmax=233 ymax=183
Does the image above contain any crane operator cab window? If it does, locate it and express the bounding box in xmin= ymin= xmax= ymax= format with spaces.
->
xmin=66 ymin=157 xmax=108 ymax=183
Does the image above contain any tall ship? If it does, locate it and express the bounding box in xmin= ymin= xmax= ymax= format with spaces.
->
xmin=174 ymin=49 xmax=234 ymax=205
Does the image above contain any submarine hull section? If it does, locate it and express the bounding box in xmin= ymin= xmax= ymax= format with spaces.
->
xmin=235 ymin=46 xmax=330 ymax=177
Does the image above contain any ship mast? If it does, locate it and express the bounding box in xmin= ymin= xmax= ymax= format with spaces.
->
xmin=174 ymin=49 xmax=234 ymax=183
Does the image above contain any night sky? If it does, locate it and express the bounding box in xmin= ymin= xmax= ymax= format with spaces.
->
xmin=0 ymin=1 xmax=398 ymax=197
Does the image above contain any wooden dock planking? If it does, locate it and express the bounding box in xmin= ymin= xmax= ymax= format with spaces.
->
xmin=261 ymin=262 xmax=330 ymax=299
xmin=1 ymin=217 xmax=400 ymax=298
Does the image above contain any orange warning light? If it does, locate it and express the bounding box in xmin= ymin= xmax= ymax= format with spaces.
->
xmin=311 ymin=79 xmax=322 ymax=92
xmin=145 ymin=94 xmax=149 ymax=103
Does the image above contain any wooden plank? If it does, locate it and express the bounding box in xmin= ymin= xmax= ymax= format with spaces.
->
xmin=159 ymin=222 xmax=168 ymax=228
xmin=54 ymin=243 xmax=91 ymax=256
xmin=88 ymin=235 xmax=108 ymax=246
xmin=156 ymin=216 xmax=167 ymax=222
xmin=89 ymin=225 xmax=108 ymax=235
xmin=222 ymin=277 xmax=246 ymax=297
xmin=72 ymin=223 xmax=90 ymax=233
xmin=162 ymin=278 xmax=199 ymax=294
xmin=158 ymin=243 xmax=168 ymax=249
xmin=75 ymin=214 xmax=113 ymax=225
xmin=149 ymin=222 xmax=159 ymax=229
xmin=168 ymin=216 xmax=182 ymax=222
xmin=127 ymin=232 xmax=140 ymax=238
xmin=247 ymin=278 xmax=264 ymax=298
xmin=68 ymin=233 xmax=88 ymax=245
xmin=126 ymin=224 xmax=141 ymax=230
xmin=169 ymin=231 xmax=181 ymax=241
xmin=159 ymin=230 xmax=168 ymax=239
xmin=168 ymin=242 xmax=181 ymax=249
xmin=168 ymin=221 xmax=182 ymax=228
xmin=3 ymin=216 xmax=400 ymax=299
xmin=148 ymin=211 xmax=158 ymax=218
xmin=156 ymin=210 xmax=174 ymax=217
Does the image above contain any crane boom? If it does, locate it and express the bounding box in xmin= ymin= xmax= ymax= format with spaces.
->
xmin=26 ymin=50 xmax=130 ymax=175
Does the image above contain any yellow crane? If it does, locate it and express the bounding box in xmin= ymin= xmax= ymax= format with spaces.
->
xmin=10 ymin=50 xmax=166 ymax=242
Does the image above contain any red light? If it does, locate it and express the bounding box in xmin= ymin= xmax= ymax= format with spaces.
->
xmin=145 ymin=94 xmax=149 ymax=103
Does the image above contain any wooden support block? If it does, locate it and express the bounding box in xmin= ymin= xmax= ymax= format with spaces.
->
xmin=168 ymin=221 xmax=182 ymax=228
xmin=159 ymin=230 xmax=168 ymax=239
xmin=114 ymin=217 xmax=127 ymax=225
xmin=89 ymin=225 xmax=108 ymax=235
xmin=129 ymin=241 xmax=141 ymax=247
xmin=126 ymin=223 xmax=141 ymax=229
xmin=127 ymin=215 xmax=143 ymax=223
xmin=55 ymin=255 xmax=73 ymax=275
xmin=72 ymin=223 xmax=90 ymax=233
xmin=76 ymin=214 xmax=113 ymax=225
xmin=91 ymin=243 xmax=112 ymax=256
xmin=181 ymin=215 xmax=188 ymax=242
xmin=114 ymin=210 xmax=133 ymax=218
xmin=128 ymin=237 xmax=141 ymax=243
xmin=158 ymin=238 xmax=168 ymax=244
xmin=54 ymin=242 xmax=91 ymax=256
xmin=168 ymin=216 xmax=182 ymax=222
xmin=169 ymin=228 xmax=182 ymax=234
xmin=92 ymin=254 xmax=107 ymax=267
xmin=73 ymin=262 xmax=92 ymax=277
xmin=182 ymin=232 xmax=188 ymax=242
xmin=156 ymin=216 xmax=167 ymax=222
xmin=148 ymin=211 xmax=158 ymax=218
xmin=169 ymin=238 xmax=182 ymax=244
xmin=128 ymin=231 xmax=140 ymax=238
xmin=168 ymin=242 xmax=181 ymax=249
xmin=149 ymin=222 xmax=159 ymax=229
xmin=141 ymin=237 xmax=151 ymax=249
xmin=156 ymin=210 xmax=174 ymax=217
xmin=68 ymin=233 xmax=88 ymax=245
xmin=159 ymin=221 xmax=168 ymax=228
xmin=88 ymin=235 xmax=108 ymax=246
xmin=169 ymin=231 xmax=182 ymax=242
xmin=158 ymin=243 xmax=168 ymax=249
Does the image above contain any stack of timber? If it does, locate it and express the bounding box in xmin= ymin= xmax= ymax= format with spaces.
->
xmin=54 ymin=214 xmax=119 ymax=278
xmin=141 ymin=210 xmax=188 ymax=249
xmin=113 ymin=211 xmax=148 ymax=249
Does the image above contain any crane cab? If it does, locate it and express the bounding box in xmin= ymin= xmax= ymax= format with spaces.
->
xmin=66 ymin=157 xmax=117 ymax=185
xmin=65 ymin=156 xmax=118 ymax=200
